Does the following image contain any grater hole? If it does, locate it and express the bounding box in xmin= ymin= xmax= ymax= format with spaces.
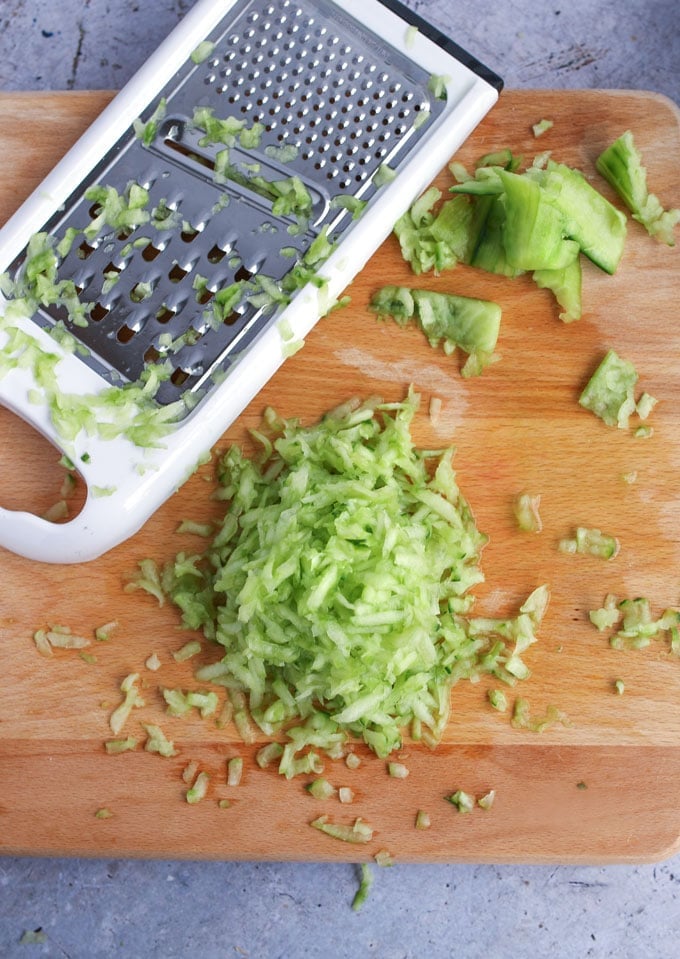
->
xmin=117 ymin=324 xmax=136 ymax=344
xmin=170 ymin=368 xmax=190 ymax=387
xmin=234 ymin=265 xmax=253 ymax=283
xmin=155 ymin=305 xmax=175 ymax=324
xmin=196 ymin=286 xmax=214 ymax=306
xmin=89 ymin=302 xmax=109 ymax=322
xmin=181 ymin=225 xmax=201 ymax=243
xmin=168 ymin=263 xmax=189 ymax=283
xmin=77 ymin=240 xmax=96 ymax=260
xmin=207 ymin=244 xmax=227 ymax=264
xmin=142 ymin=243 xmax=162 ymax=262
xmin=144 ymin=345 xmax=161 ymax=365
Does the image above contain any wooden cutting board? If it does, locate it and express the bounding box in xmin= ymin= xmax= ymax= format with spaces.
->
xmin=1 ymin=89 xmax=679 ymax=864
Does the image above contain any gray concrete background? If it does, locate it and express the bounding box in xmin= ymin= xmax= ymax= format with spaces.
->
xmin=0 ymin=1 xmax=679 ymax=956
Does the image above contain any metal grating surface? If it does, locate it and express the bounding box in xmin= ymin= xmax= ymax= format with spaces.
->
xmin=12 ymin=0 xmax=446 ymax=408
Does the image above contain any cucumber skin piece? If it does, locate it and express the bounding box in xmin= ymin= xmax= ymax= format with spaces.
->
xmin=468 ymin=195 xmax=524 ymax=278
xmin=411 ymin=289 xmax=501 ymax=355
xmin=532 ymin=161 xmax=627 ymax=274
xmin=595 ymin=131 xmax=647 ymax=216
xmin=369 ymin=286 xmax=501 ymax=357
xmin=497 ymin=169 xmax=579 ymax=272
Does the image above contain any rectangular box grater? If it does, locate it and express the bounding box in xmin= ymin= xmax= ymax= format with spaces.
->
xmin=0 ymin=0 xmax=501 ymax=563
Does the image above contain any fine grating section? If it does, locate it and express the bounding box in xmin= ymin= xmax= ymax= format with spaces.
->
xmin=187 ymin=0 xmax=431 ymax=190
xmin=10 ymin=0 xmax=446 ymax=410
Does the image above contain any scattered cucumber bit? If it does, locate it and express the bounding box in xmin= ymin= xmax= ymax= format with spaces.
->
xmin=190 ymin=40 xmax=215 ymax=64
xmin=352 ymin=863 xmax=373 ymax=911
xmin=311 ymin=815 xmax=374 ymax=844
xmin=109 ymin=673 xmax=144 ymax=735
xmin=387 ymin=762 xmax=409 ymax=779
xmin=477 ymin=789 xmax=496 ymax=810
xmin=446 ymin=789 xmax=475 ymax=813
xmin=589 ymin=594 xmax=621 ymax=631
xmin=558 ymin=526 xmax=620 ymax=560
xmin=143 ymin=722 xmax=178 ymax=758
xmin=513 ymin=492 xmax=543 ymax=533
xmin=186 ymin=770 xmax=210 ymax=804
xmin=487 ymin=689 xmax=508 ymax=712
xmin=590 ymin=596 xmax=680 ymax=651
xmin=307 ymin=778 xmax=337 ymax=800
xmin=172 ymin=640 xmax=202 ymax=662
xmin=532 ymin=118 xmax=553 ymax=138
xmin=227 ymin=756 xmax=243 ymax=786
xmin=104 ymin=737 xmax=138 ymax=754
xmin=511 ymin=697 xmax=570 ymax=733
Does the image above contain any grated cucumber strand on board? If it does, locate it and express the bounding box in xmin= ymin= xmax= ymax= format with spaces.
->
xmin=157 ymin=390 xmax=548 ymax=770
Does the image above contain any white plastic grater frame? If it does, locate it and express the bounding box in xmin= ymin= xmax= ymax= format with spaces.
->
xmin=0 ymin=0 xmax=500 ymax=564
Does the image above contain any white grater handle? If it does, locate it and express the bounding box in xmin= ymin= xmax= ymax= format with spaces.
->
xmin=0 ymin=302 xmax=295 ymax=564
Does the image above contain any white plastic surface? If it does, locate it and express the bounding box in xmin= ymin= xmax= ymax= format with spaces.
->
xmin=0 ymin=0 xmax=499 ymax=564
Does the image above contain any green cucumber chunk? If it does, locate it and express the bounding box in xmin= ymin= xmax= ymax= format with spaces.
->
xmin=530 ymin=160 xmax=627 ymax=273
xmin=497 ymin=169 xmax=579 ymax=272
xmin=579 ymin=349 xmax=638 ymax=428
xmin=596 ymin=130 xmax=679 ymax=246
xmin=369 ymin=286 xmax=501 ymax=375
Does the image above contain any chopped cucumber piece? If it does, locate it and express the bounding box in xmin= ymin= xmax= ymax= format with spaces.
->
xmin=497 ymin=169 xmax=580 ymax=272
xmin=559 ymin=526 xmax=620 ymax=560
xmin=579 ymin=349 xmax=638 ymax=428
xmin=529 ymin=160 xmax=627 ymax=274
xmin=513 ymin=492 xmax=543 ymax=533
xmin=369 ymin=286 xmax=501 ymax=376
xmin=352 ymin=863 xmax=373 ymax=911
xmin=532 ymin=119 xmax=553 ymax=138
xmin=596 ymin=130 xmax=680 ymax=246
xmin=446 ymin=789 xmax=475 ymax=813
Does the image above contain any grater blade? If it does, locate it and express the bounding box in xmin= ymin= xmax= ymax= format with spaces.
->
xmin=0 ymin=0 xmax=502 ymax=562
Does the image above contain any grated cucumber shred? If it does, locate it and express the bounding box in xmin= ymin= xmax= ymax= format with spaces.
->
xmin=148 ymin=390 xmax=551 ymax=773
xmin=104 ymin=737 xmax=137 ymax=754
xmin=589 ymin=594 xmax=680 ymax=651
xmin=446 ymin=789 xmax=475 ymax=813
xmin=143 ymin=722 xmax=178 ymax=758
xmin=415 ymin=809 xmax=431 ymax=829
xmin=185 ymin=770 xmax=210 ymax=804
xmin=352 ymin=863 xmax=373 ymax=911
xmin=109 ymin=673 xmax=144 ymax=735
xmin=511 ymin=697 xmax=570 ymax=733
xmin=227 ymin=756 xmax=243 ymax=786
xmin=513 ymin=492 xmax=543 ymax=533
xmin=311 ymin=815 xmax=374 ymax=844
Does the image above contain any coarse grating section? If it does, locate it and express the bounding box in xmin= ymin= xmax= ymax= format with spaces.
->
xmin=10 ymin=0 xmax=446 ymax=410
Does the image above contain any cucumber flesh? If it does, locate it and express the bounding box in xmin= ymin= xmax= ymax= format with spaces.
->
xmin=533 ymin=255 xmax=582 ymax=323
xmin=531 ymin=161 xmax=627 ymax=274
xmin=498 ymin=170 xmax=579 ymax=272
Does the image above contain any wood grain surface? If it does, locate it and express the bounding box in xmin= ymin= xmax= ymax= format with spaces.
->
xmin=1 ymin=89 xmax=679 ymax=863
